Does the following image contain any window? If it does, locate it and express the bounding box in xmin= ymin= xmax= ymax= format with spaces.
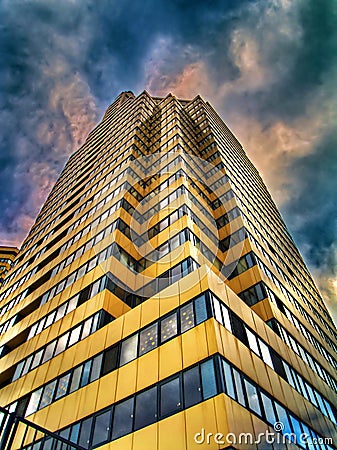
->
xmin=139 ymin=323 xmax=158 ymax=356
xmin=233 ymin=369 xmax=245 ymax=406
xmin=222 ymin=360 xmax=235 ymax=399
xmin=180 ymin=302 xmax=194 ymax=333
xmin=55 ymin=373 xmax=71 ymax=400
xmin=160 ymin=377 xmax=181 ymax=416
xmin=90 ymin=354 xmax=103 ymax=382
xmin=42 ymin=341 xmax=56 ymax=363
xmin=54 ymin=333 xmax=69 ymax=356
xmin=160 ymin=312 xmax=178 ymax=343
xmin=244 ymin=379 xmax=261 ymax=415
xmin=102 ymin=346 xmax=119 ymax=375
xmin=201 ymin=360 xmax=217 ymax=399
xmin=246 ymin=328 xmax=259 ymax=355
xmin=69 ymin=366 xmax=82 ymax=393
xmin=134 ymin=387 xmax=157 ymax=430
xmin=25 ymin=388 xmax=43 ymax=416
xmin=183 ymin=366 xmax=202 ymax=408
xmin=40 ymin=380 xmax=57 ymax=408
xmin=68 ymin=325 xmax=81 ymax=347
xmin=112 ymin=398 xmax=134 ymax=440
xmin=92 ymin=410 xmax=111 ymax=447
xmin=261 ymin=392 xmax=276 ymax=424
xmin=119 ymin=335 xmax=138 ymax=366
xmin=80 ymin=361 xmax=92 ymax=387
xmin=79 ymin=417 xmax=93 ymax=448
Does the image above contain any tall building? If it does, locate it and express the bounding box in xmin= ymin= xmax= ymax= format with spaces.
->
xmin=0 ymin=91 xmax=336 ymax=450
xmin=0 ymin=246 xmax=19 ymax=285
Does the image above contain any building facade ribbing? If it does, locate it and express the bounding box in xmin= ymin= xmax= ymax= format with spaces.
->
xmin=0 ymin=91 xmax=336 ymax=450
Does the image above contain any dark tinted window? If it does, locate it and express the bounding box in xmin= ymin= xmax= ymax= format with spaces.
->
xmin=78 ymin=417 xmax=93 ymax=448
xmin=183 ymin=366 xmax=202 ymax=408
xmin=102 ymin=346 xmax=119 ymax=375
xmin=134 ymin=387 xmax=157 ymax=430
xmin=160 ymin=377 xmax=181 ymax=417
xmin=112 ymin=398 xmax=134 ymax=440
xmin=92 ymin=410 xmax=111 ymax=447
xmin=201 ymin=360 xmax=217 ymax=399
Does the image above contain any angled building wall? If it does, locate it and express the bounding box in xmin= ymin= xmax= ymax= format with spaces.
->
xmin=0 ymin=91 xmax=336 ymax=450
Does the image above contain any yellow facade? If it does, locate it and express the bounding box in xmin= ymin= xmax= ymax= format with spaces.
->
xmin=0 ymin=91 xmax=336 ymax=450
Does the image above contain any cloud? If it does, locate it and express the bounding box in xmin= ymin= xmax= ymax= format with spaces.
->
xmin=0 ymin=0 xmax=336 ymax=318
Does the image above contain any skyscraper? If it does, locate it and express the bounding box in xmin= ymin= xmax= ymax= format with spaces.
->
xmin=0 ymin=91 xmax=336 ymax=449
xmin=0 ymin=246 xmax=18 ymax=285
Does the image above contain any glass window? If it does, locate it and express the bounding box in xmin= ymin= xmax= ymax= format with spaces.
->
xmin=194 ymin=294 xmax=208 ymax=324
xmin=261 ymin=392 xmax=276 ymax=425
xmin=92 ymin=410 xmax=111 ymax=447
xmin=68 ymin=326 xmax=82 ymax=347
xmin=102 ymin=346 xmax=119 ymax=375
xmin=233 ymin=369 xmax=245 ymax=406
xmin=120 ymin=335 xmax=138 ymax=366
xmin=180 ymin=302 xmax=195 ymax=333
xmin=25 ymin=388 xmax=43 ymax=416
xmin=42 ymin=341 xmax=57 ymax=363
xmin=244 ymin=379 xmax=261 ymax=415
xmin=139 ymin=323 xmax=158 ymax=356
xmin=90 ymin=313 xmax=99 ymax=333
xmin=289 ymin=415 xmax=303 ymax=443
xmin=39 ymin=380 xmax=57 ymax=409
xmin=31 ymin=350 xmax=44 ymax=370
xmin=221 ymin=304 xmax=232 ymax=331
xmin=134 ymin=387 xmax=157 ymax=430
xmin=45 ymin=311 xmax=56 ymax=328
xmin=79 ymin=417 xmax=93 ymax=448
xmin=246 ymin=329 xmax=260 ymax=356
xmin=160 ymin=312 xmax=178 ymax=343
xmin=81 ymin=317 xmax=93 ymax=339
xmin=55 ymin=373 xmax=71 ymax=400
xmin=112 ymin=398 xmax=134 ymax=440
xmin=212 ymin=297 xmax=223 ymax=324
xmin=183 ymin=366 xmax=202 ymax=408
xmin=70 ymin=423 xmax=80 ymax=444
xmin=259 ymin=340 xmax=273 ymax=368
xmin=274 ymin=402 xmax=292 ymax=435
xmin=69 ymin=366 xmax=83 ymax=393
xmin=90 ymin=354 xmax=103 ymax=382
xmin=222 ymin=360 xmax=235 ymax=399
xmin=80 ymin=360 xmax=92 ymax=387
xmin=54 ymin=333 xmax=69 ymax=356
xmin=160 ymin=377 xmax=181 ymax=417
xmin=55 ymin=303 xmax=67 ymax=321
xmin=201 ymin=360 xmax=217 ymax=399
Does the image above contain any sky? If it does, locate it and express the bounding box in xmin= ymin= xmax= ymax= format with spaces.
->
xmin=0 ymin=0 xmax=336 ymax=319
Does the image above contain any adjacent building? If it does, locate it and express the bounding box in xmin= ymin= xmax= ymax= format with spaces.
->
xmin=0 ymin=246 xmax=19 ymax=285
xmin=0 ymin=91 xmax=336 ymax=450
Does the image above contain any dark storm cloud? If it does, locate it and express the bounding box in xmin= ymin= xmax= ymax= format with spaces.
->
xmin=282 ymin=130 xmax=337 ymax=311
xmin=0 ymin=0 xmax=336 ymax=314
xmin=0 ymin=0 xmax=246 ymax=244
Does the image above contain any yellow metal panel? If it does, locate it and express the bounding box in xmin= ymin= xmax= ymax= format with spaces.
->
xmin=181 ymin=323 xmax=209 ymax=368
xmin=132 ymin=422 xmax=158 ymax=450
xmin=178 ymin=270 xmax=202 ymax=305
xmin=140 ymin=297 xmax=160 ymax=328
xmin=136 ymin=348 xmax=159 ymax=391
xmin=115 ymin=359 xmax=138 ymax=401
xmin=95 ymin=370 xmax=118 ymax=412
xmin=159 ymin=336 xmax=183 ymax=380
xmin=122 ymin=304 xmax=141 ymax=338
xmin=158 ymin=411 xmax=186 ymax=450
xmin=185 ymin=398 xmax=221 ymax=450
